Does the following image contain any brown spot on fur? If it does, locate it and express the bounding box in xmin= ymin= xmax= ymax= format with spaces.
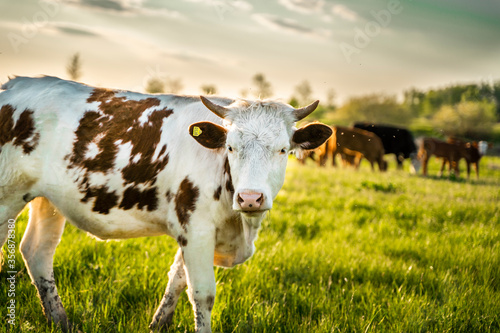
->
xmin=0 ymin=104 xmax=40 ymax=154
xmin=119 ymin=186 xmax=158 ymax=211
xmin=82 ymin=185 xmax=119 ymax=214
xmin=213 ymin=186 xmax=222 ymax=201
xmin=166 ymin=190 xmax=173 ymax=202
xmin=175 ymin=177 xmax=199 ymax=231
xmin=68 ymin=88 xmax=173 ymax=213
xmin=177 ymin=235 xmax=188 ymax=247
xmin=207 ymin=295 xmax=215 ymax=312
xmin=223 ymin=157 xmax=234 ymax=194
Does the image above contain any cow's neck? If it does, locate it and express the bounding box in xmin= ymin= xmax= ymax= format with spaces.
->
xmin=240 ymin=213 xmax=266 ymax=248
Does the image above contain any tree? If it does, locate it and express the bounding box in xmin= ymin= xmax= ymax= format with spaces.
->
xmin=66 ymin=53 xmax=82 ymax=81
xmin=294 ymin=80 xmax=312 ymax=105
xmin=165 ymin=77 xmax=183 ymax=94
xmin=252 ymin=73 xmax=273 ymax=99
xmin=330 ymin=93 xmax=412 ymax=126
xmin=201 ymin=84 xmax=217 ymax=95
xmin=145 ymin=77 xmax=164 ymax=94
xmin=403 ymin=88 xmax=425 ymax=117
xmin=325 ymin=88 xmax=336 ymax=108
xmin=403 ymin=82 xmax=500 ymax=119
xmin=432 ymin=100 xmax=496 ymax=139
xmin=491 ymin=81 xmax=500 ymax=120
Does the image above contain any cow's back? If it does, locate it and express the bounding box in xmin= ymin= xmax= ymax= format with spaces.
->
xmin=333 ymin=126 xmax=384 ymax=160
xmin=0 ymin=76 xmax=233 ymax=239
xmin=354 ymin=123 xmax=416 ymax=157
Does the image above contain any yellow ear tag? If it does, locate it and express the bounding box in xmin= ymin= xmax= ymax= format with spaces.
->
xmin=192 ymin=126 xmax=202 ymax=137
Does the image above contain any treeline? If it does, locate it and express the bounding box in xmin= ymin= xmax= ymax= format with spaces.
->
xmin=404 ymin=83 xmax=500 ymax=119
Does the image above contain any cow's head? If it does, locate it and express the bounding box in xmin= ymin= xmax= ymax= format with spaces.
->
xmin=409 ymin=152 xmax=421 ymax=174
xmin=190 ymin=96 xmax=331 ymax=216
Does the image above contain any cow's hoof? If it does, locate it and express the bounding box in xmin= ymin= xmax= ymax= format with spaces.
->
xmin=149 ymin=312 xmax=174 ymax=332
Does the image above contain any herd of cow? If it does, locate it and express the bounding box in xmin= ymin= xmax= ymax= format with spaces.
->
xmin=298 ymin=122 xmax=490 ymax=179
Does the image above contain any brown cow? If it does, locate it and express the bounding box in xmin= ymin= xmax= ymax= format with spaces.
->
xmin=418 ymin=137 xmax=462 ymax=177
xmin=316 ymin=126 xmax=387 ymax=171
xmin=445 ymin=138 xmax=483 ymax=179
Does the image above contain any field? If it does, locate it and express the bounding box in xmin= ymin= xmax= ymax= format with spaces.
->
xmin=1 ymin=156 xmax=500 ymax=333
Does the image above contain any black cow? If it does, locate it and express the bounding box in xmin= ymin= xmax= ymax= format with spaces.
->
xmin=353 ymin=123 xmax=417 ymax=170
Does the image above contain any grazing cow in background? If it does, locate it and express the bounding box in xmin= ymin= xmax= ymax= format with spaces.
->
xmin=316 ymin=126 xmax=387 ymax=171
xmin=418 ymin=137 xmax=462 ymax=177
xmin=0 ymin=76 xmax=332 ymax=333
xmin=353 ymin=122 xmax=419 ymax=171
xmin=445 ymin=138 xmax=483 ymax=179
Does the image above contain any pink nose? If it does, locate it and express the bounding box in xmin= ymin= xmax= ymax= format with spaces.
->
xmin=237 ymin=192 xmax=264 ymax=211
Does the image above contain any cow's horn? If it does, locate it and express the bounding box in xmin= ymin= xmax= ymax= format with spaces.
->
xmin=293 ymin=100 xmax=320 ymax=121
xmin=200 ymin=96 xmax=229 ymax=119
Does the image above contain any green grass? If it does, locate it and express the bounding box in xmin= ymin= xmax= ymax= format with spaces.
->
xmin=1 ymin=156 xmax=500 ymax=332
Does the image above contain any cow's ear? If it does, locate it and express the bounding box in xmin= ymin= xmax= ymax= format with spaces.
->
xmin=189 ymin=122 xmax=227 ymax=149
xmin=292 ymin=123 xmax=332 ymax=150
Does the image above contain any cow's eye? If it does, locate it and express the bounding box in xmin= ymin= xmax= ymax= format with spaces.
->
xmin=228 ymin=146 xmax=233 ymax=152
xmin=280 ymin=148 xmax=287 ymax=154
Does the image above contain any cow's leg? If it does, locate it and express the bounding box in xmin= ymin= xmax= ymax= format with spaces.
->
xmin=150 ymin=248 xmax=187 ymax=332
xmin=368 ymin=159 xmax=375 ymax=171
xmin=421 ymin=152 xmax=429 ymax=176
xmin=452 ymin=159 xmax=460 ymax=178
xmin=0 ymin=196 xmax=27 ymax=266
xmin=331 ymin=150 xmax=338 ymax=167
xmin=465 ymin=161 xmax=472 ymax=179
xmin=182 ymin=226 xmax=216 ymax=333
xmin=20 ymin=197 xmax=69 ymax=332
xmin=316 ymin=151 xmax=324 ymax=167
xmin=438 ymin=158 xmax=447 ymax=177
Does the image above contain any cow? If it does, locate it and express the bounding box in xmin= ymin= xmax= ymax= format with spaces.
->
xmin=0 ymin=76 xmax=332 ymax=333
xmin=418 ymin=137 xmax=462 ymax=177
xmin=353 ymin=122 xmax=419 ymax=171
xmin=445 ymin=138 xmax=483 ymax=179
xmin=315 ymin=126 xmax=387 ymax=171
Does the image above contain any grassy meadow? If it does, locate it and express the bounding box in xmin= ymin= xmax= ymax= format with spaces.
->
xmin=1 ymin=156 xmax=500 ymax=332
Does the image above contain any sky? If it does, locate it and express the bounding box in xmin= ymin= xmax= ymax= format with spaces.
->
xmin=1 ymin=0 xmax=500 ymax=104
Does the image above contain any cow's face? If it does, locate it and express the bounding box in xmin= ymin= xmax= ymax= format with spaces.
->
xmin=191 ymin=97 xmax=331 ymax=216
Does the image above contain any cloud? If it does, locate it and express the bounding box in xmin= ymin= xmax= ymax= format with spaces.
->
xmin=183 ymin=0 xmax=253 ymax=12
xmin=252 ymin=13 xmax=330 ymax=39
xmin=277 ymin=0 xmax=324 ymax=14
xmin=331 ymin=4 xmax=359 ymax=22
xmin=45 ymin=20 xmax=231 ymax=67
xmin=231 ymin=0 xmax=253 ymax=11
xmin=65 ymin=0 xmax=184 ymax=19
xmin=67 ymin=0 xmax=132 ymax=12
xmin=53 ymin=23 xmax=100 ymax=37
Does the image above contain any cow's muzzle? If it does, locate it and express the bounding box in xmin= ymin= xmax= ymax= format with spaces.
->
xmin=235 ymin=191 xmax=270 ymax=213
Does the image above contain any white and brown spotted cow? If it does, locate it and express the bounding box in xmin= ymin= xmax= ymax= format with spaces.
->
xmin=0 ymin=76 xmax=331 ymax=332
